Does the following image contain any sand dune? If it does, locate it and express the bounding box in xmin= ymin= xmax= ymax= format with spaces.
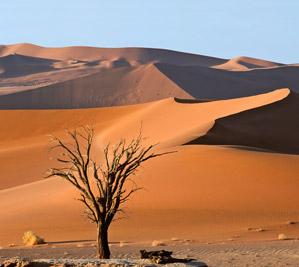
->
xmin=0 ymin=44 xmax=298 ymax=108
xmin=0 ymin=88 xmax=298 ymax=246
xmin=213 ymin=56 xmax=283 ymax=71
xmin=0 ymin=89 xmax=290 ymax=189
xmin=189 ymin=91 xmax=299 ymax=154
xmin=0 ymin=44 xmax=298 ymax=250
xmin=0 ymin=54 xmax=58 ymax=77
xmin=0 ymin=63 xmax=192 ymax=108
xmin=0 ymin=43 xmax=226 ymax=66
xmin=155 ymin=63 xmax=299 ymax=99
xmin=0 ymin=145 xmax=298 ymax=246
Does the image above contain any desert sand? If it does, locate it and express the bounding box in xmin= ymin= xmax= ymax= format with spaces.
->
xmin=1 ymin=240 xmax=299 ymax=267
xmin=0 ymin=44 xmax=298 ymax=266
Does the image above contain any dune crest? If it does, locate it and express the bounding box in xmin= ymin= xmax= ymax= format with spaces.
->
xmin=213 ymin=56 xmax=283 ymax=71
xmin=0 ymin=43 xmax=298 ymax=108
xmin=188 ymin=90 xmax=299 ymax=154
xmin=0 ymin=88 xmax=292 ymax=191
xmin=0 ymin=44 xmax=298 ymax=248
xmin=0 ymin=43 xmax=226 ymax=65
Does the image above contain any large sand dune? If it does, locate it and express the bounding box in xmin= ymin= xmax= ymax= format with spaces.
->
xmin=0 ymin=44 xmax=298 ymax=248
xmin=156 ymin=63 xmax=299 ymax=99
xmin=0 ymin=88 xmax=298 ymax=246
xmin=0 ymin=44 xmax=299 ymax=108
xmin=0 ymin=43 xmax=226 ymax=66
xmin=213 ymin=56 xmax=283 ymax=71
xmin=188 ymin=91 xmax=299 ymax=154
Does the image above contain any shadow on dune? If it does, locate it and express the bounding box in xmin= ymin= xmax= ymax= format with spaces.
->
xmin=0 ymin=46 xmax=299 ymax=109
xmin=173 ymin=97 xmax=210 ymax=104
xmin=0 ymin=54 xmax=59 ymax=78
xmin=47 ymin=239 xmax=94 ymax=245
xmin=47 ymin=239 xmax=134 ymax=245
xmin=155 ymin=63 xmax=299 ymax=99
xmin=226 ymin=145 xmax=275 ymax=154
xmin=185 ymin=91 xmax=299 ymax=155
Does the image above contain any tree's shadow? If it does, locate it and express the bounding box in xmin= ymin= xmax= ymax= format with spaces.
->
xmin=47 ymin=239 xmax=94 ymax=245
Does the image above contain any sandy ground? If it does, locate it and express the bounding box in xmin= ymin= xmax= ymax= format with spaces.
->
xmin=0 ymin=89 xmax=298 ymax=247
xmin=0 ymin=44 xmax=299 ymax=266
xmin=1 ymin=240 xmax=299 ymax=267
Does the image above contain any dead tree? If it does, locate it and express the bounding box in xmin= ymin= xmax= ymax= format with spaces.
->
xmin=47 ymin=127 xmax=169 ymax=259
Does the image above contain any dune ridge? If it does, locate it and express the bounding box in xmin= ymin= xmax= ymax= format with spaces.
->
xmin=213 ymin=56 xmax=283 ymax=71
xmin=0 ymin=43 xmax=226 ymax=66
xmin=188 ymin=91 xmax=299 ymax=154
xmin=0 ymin=43 xmax=298 ymax=108
xmin=0 ymin=44 xmax=298 ymax=249
xmin=0 ymin=88 xmax=298 ymax=246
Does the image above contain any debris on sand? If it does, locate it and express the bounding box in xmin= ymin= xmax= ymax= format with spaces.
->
xmin=1 ymin=258 xmax=208 ymax=267
xmin=140 ymin=249 xmax=199 ymax=264
xmin=278 ymin=233 xmax=288 ymax=240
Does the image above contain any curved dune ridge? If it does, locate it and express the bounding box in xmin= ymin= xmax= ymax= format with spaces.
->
xmin=0 ymin=43 xmax=226 ymax=65
xmin=188 ymin=91 xmax=299 ymax=154
xmin=0 ymin=43 xmax=298 ymax=247
xmin=0 ymin=63 xmax=192 ymax=108
xmin=0 ymin=43 xmax=299 ymax=108
xmin=213 ymin=56 xmax=283 ymax=71
xmin=0 ymin=88 xmax=298 ymax=246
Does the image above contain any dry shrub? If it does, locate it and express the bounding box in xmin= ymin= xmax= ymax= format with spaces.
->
xmin=22 ymin=230 xmax=45 ymax=246
xmin=151 ymin=240 xmax=166 ymax=247
xmin=278 ymin=233 xmax=288 ymax=240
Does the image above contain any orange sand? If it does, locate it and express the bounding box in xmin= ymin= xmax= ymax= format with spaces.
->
xmin=0 ymin=44 xmax=298 ymax=247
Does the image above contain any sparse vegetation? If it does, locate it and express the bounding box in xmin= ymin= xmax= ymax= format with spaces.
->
xmin=151 ymin=240 xmax=166 ymax=247
xmin=278 ymin=233 xmax=288 ymax=240
xmin=48 ymin=127 xmax=170 ymax=258
xmin=22 ymin=230 xmax=45 ymax=246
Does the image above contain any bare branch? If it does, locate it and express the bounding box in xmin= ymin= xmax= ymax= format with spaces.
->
xmin=47 ymin=125 xmax=173 ymax=258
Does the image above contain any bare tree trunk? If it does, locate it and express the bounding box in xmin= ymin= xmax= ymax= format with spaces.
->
xmin=96 ymin=224 xmax=110 ymax=259
xmin=49 ymin=127 xmax=170 ymax=259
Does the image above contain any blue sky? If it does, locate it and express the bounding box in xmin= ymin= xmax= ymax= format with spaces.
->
xmin=0 ymin=0 xmax=298 ymax=63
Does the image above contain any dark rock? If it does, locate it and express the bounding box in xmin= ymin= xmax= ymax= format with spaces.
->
xmin=140 ymin=250 xmax=197 ymax=265
xmin=140 ymin=250 xmax=172 ymax=259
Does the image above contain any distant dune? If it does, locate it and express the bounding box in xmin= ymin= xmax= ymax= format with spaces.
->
xmin=0 ymin=44 xmax=298 ymax=247
xmin=0 ymin=43 xmax=298 ymax=108
xmin=213 ymin=56 xmax=284 ymax=71
xmin=0 ymin=43 xmax=225 ymax=65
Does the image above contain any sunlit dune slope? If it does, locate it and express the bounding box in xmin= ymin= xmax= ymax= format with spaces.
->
xmin=0 ymin=89 xmax=298 ymax=246
xmin=0 ymin=89 xmax=290 ymax=189
xmin=0 ymin=145 xmax=298 ymax=246
xmin=213 ymin=56 xmax=284 ymax=71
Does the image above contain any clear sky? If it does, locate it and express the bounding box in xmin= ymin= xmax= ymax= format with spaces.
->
xmin=0 ymin=0 xmax=298 ymax=63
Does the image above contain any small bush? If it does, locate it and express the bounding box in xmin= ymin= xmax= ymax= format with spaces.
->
xmin=151 ymin=240 xmax=166 ymax=247
xmin=278 ymin=233 xmax=288 ymax=240
xmin=22 ymin=230 xmax=45 ymax=246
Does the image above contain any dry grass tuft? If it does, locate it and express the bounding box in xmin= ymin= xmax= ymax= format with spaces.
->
xmin=278 ymin=233 xmax=288 ymax=240
xmin=151 ymin=240 xmax=166 ymax=247
xmin=22 ymin=230 xmax=45 ymax=246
